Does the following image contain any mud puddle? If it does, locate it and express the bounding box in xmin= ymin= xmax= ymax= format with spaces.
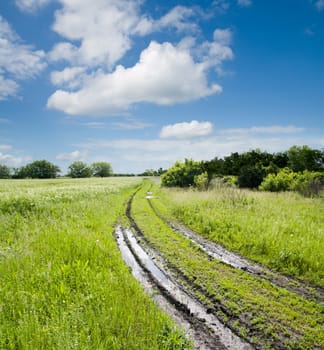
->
xmin=147 ymin=198 xmax=324 ymax=303
xmin=115 ymin=225 xmax=253 ymax=350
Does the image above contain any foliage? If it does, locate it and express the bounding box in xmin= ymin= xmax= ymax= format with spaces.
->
xmin=13 ymin=160 xmax=60 ymax=179
xmin=291 ymin=171 xmax=324 ymax=197
xmin=91 ymin=161 xmax=113 ymax=177
xmin=194 ymin=171 xmax=209 ymax=190
xmin=237 ymin=164 xmax=266 ymax=188
xmin=161 ymin=159 xmax=204 ymax=187
xmin=259 ymin=168 xmax=297 ymax=192
xmin=0 ymin=178 xmax=190 ymax=350
xmin=131 ymin=181 xmax=324 ymax=349
xmin=68 ymin=161 xmax=92 ymax=178
xmin=287 ymin=145 xmax=324 ymax=172
xmin=0 ymin=164 xmax=11 ymax=178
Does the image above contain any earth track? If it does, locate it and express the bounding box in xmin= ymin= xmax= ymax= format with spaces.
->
xmin=146 ymin=195 xmax=324 ymax=304
xmin=116 ymin=186 xmax=324 ymax=350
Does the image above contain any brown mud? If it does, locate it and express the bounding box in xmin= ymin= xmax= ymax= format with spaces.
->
xmin=115 ymin=225 xmax=252 ymax=350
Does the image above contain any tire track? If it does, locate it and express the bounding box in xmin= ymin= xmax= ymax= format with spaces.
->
xmin=115 ymin=225 xmax=253 ymax=350
xmin=146 ymin=194 xmax=324 ymax=304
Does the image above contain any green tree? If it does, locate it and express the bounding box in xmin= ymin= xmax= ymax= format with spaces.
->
xmin=287 ymin=145 xmax=323 ymax=172
xmin=14 ymin=160 xmax=60 ymax=179
xmin=237 ymin=164 xmax=266 ymax=189
xmin=161 ymin=159 xmax=204 ymax=187
xmin=0 ymin=164 xmax=11 ymax=178
xmin=68 ymin=161 xmax=92 ymax=178
xmin=91 ymin=162 xmax=113 ymax=177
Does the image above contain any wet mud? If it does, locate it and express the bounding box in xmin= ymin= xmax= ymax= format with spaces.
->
xmin=115 ymin=225 xmax=253 ymax=350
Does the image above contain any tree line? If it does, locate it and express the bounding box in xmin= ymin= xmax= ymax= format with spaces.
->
xmin=0 ymin=160 xmax=113 ymax=179
xmin=161 ymin=145 xmax=324 ymax=196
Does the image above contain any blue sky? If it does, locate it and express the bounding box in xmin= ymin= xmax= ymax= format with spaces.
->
xmin=0 ymin=0 xmax=323 ymax=174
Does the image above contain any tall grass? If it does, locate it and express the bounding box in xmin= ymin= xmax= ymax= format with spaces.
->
xmin=157 ymin=184 xmax=324 ymax=287
xmin=0 ymin=178 xmax=191 ymax=350
xmin=130 ymin=180 xmax=324 ymax=349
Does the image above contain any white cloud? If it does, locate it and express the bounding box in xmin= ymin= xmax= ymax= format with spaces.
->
xmin=15 ymin=0 xmax=52 ymax=13
xmin=72 ymin=124 xmax=320 ymax=174
xmin=56 ymin=150 xmax=87 ymax=161
xmin=0 ymin=151 xmax=31 ymax=167
xmin=49 ymin=1 xmax=200 ymax=69
xmin=155 ymin=6 xmax=197 ymax=33
xmin=0 ymin=76 xmax=19 ymax=101
xmin=237 ymin=0 xmax=252 ymax=7
xmin=0 ymin=16 xmax=46 ymax=100
xmin=160 ymin=120 xmax=213 ymax=139
xmin=50 ymin=67 xmax=86 ymax=88
xmin=47 ymin=40 xmax=224 ymax=115
xmin=50 ymin=0 xmax=143 ymax=68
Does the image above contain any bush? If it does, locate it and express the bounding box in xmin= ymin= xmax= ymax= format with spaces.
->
xmin=161 ymin=159 xmax=204 ymax=188
xmin=291 ymin=171 xmax=324 ymax=197
xmin=194 ymin=171 xmax=209 ymax=191
xmin=259 ymin=168 xmax=297 ymax=192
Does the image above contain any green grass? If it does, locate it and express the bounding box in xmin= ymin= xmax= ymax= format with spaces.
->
xmin=155 ymin=184 xmax=324 ymax=288
xmin=129 ymin=180 xmax=324 ymax=349
xmin=0 ymin=178 xmax=192 ymax=350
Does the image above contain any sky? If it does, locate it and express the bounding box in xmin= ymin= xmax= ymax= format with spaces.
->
xmin=0 ymin=0 xmax=324 ymax=174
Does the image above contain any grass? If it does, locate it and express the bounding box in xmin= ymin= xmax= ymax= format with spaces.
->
xmin=0 ymin=178 xmax=192 ymax=350
xmin=129 ymin=180 xmax=324 ymax=349
xmin=155 ymin=183 xmax=324 ymax=288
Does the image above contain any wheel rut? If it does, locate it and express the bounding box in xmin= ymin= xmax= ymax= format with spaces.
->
xmin=115 ymin=225 xmax=252 ymax=350
xmin=146 ymin=194 xmax=324 ymax=304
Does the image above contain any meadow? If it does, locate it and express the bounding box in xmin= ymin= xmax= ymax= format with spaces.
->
xmin=155 ymin=182 xmax=324 ymax=288
xmin=0 ymin=178 xmax=191 ymax=350
xmin=129 ymin=180 xmax=324 ymax=349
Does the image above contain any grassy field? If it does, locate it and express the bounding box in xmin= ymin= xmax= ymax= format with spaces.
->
xmin=154 ymin=183 xmax=324 ymax=288
xmin=129 ymin=180 xmax=324 ymax=349
xmin=0 ymin=178 xmax=191 ymax=350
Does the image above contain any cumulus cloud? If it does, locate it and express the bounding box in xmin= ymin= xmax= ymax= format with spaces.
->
xmin=0 ymin=16 xmax=46 ymax=99
xmin=15 ymin=0 xmax=52 ymax=13
xmin=50 ymin=67 xmax=86 ymax=88
xmin=50 ymin=0 xmax=144 ymax=68
xmin=160 ymin=120 xmax=213 ymax=139
xmin=47 ymin=40 xmax=224 ymax=115
xmin=56 ymin=150 xmax=87 ymax=161
xmin=47 ymin=0 xmax=233 ymax=116
xmin=49 ymin=1 xmax=199 ymax=69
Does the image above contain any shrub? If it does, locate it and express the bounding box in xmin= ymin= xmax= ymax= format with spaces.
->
xmin=259 ymin=168 xmax=297 ymax=192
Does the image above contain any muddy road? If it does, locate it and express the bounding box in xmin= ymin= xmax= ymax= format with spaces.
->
xmin=115 ymin=188 xmax=324 ymax=350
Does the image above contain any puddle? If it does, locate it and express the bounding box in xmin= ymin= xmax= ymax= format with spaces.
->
xmin=115 ymin=225 xmax=253 ymax=350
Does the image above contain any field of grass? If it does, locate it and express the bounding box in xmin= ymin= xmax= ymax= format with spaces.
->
xmin=0 ymin=178 xmax=191 ymax=350
xmin=129 ymin=180 xmax=324 ymax=349
xmin=154 ymin=183 xmax=324 ymax=288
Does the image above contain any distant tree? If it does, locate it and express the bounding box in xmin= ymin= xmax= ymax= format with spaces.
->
xmin=91 ymin=162 xmax=113 ymax=177
xmin=0 ymin=164 xmax=11 ymax=179
xmin=68 ymin=161 xmax=92 ymax=178
xmin=287 ymin=145 xmax=323 ymax=172
xmin=14 ymin=160 xmax=60 ymax=179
